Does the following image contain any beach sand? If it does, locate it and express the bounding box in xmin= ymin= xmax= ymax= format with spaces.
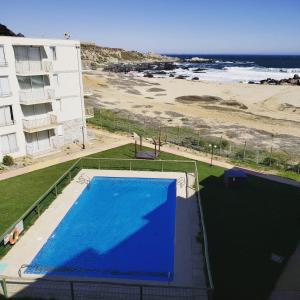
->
xmin=83 ymin=70 xmax=300 ymax=156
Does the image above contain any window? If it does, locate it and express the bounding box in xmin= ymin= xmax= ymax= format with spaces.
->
xmin=0 ymin=76 xmax=10 ymax=97
xmin=14 ymin=46 xmax=41 ymax=62
xmin=0 ymin=106 xmax=14 ymax=127
xmin=50 ymin=47 xmax=57 ymax=60
xmin=18 ymin=75 xmax=45 ymax=90
xmin=0 ymin=133 xmax=18 ymax=155
xmin=0 ymin=46 xmax=7 ymax=66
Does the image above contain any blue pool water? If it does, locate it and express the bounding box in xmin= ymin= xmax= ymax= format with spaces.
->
xmin=26 ymin=177 xmax=177 ymax=281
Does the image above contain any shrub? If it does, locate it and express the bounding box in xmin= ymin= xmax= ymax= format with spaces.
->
xmin=2 ymin=155 xmax=14 ymax=166
xmin=262 ymin=156 xmax=277 ymax=166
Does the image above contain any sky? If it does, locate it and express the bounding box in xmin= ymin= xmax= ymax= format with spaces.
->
xmin=1 ymin=0 xmax=300 ymax=54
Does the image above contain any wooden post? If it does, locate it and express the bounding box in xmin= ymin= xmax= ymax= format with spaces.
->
xmin=140 ymin=136 xmax=142 ymax=150
xmin=36 ymin=204 xmax=40 ymax=217
xmin=70 ymin=281 xmax=75 ymax=300
xmin=243 ymin=141 xmax=247 ymax=161
xmin=1 ymin=278 xmax=8 ymax=298
xmin=135 ymin=141 xmax=137 ymax=157
xmin=270 ymin=146 xmax=273 ymax=166
xmin=158 ymin=128 xmax=161 ymax=152
xmin=219 ymin=135 xmax=223 ymax=155
xmin=140 ymin=286 xmax=143 ymax=300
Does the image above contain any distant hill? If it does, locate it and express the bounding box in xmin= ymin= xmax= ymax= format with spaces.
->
xmin=0 ymin=24 xmax=174 ymax=64
xmin=81 ymin=42 xmax=176 ymax=65
xmin=0 ymin=24 xmax=24 ymax=37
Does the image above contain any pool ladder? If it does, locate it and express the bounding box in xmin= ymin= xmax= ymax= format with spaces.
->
xmin=177 ymin=176 xmax=186 ymax=188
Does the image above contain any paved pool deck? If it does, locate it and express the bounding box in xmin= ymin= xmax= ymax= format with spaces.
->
xmin=0 ymin=170 xmax=207 ymax=298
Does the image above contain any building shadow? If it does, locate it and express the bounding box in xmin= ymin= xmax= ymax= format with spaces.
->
xmin=199 ymin=170 xmax=300 ymax=300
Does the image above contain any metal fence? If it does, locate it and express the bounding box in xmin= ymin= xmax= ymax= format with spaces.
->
xmin=0 ymin=158 xmax=214 ymax=299
xmin=1 ymin=277 xmax=212 ymax=300
xmin=88 ymin=109 xmax=300 ymax=175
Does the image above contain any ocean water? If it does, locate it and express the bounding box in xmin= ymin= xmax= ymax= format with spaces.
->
xmin=26 ymin=177 xmax=177 ymax=281
xmin=160 ymin=54 xmax=300 ymax=82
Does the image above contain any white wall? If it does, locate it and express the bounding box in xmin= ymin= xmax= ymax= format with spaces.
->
xmin=0 ymin=37 xmax=85 ymax=160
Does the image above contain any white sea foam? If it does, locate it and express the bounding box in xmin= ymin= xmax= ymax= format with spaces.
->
xmin=169 ymin=66 xmax=300 ymax=83
xmin=131 ymin=65 xmax=300 ymax=83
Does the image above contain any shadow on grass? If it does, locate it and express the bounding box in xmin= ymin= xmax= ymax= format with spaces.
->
xmin=200 ymin=171 xmax=300 ymax=300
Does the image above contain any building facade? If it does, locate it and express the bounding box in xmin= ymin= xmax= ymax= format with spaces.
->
xmin=0 ymin=37 xmax=87 ymax=160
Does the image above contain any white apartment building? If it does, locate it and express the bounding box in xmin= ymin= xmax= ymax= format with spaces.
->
xmin=0 ymin=37 xmax=87 ymax=160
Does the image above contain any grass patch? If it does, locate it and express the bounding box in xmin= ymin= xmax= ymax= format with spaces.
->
xmin=88 ymin=108 xmax=300 ymax=182
xmin=0 ymin=143 xmax=299 ymax=300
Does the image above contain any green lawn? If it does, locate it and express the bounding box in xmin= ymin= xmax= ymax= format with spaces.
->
xmin=0 ymin=143 xmax=299 ymax=300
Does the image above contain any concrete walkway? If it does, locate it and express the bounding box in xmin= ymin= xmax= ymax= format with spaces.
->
xmin=0 ymin=130 xmax=129 ymax=181
xmin=1 ymin=128 xmax=299 ymax=189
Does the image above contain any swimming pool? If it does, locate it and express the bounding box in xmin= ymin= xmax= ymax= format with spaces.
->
xmin=26 ymin=176 xmax=177 ymax=282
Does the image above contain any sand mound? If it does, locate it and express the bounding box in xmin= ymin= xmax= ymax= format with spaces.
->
xmin=175 ymin=95 xmax=223 ymax=103
xmin=147 ymin=87 xmax=166 ymax=92
xmin=279 ymin=103 xmax=300 ymax=113
xmin=221 ymin=100 xmax=248 ymax=110
xmin=175 ymin=95 xmax=247 ymax=110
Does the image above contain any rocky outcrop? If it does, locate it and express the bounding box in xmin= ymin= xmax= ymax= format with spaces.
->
xmin=103 ymin=62 xmax=177 ymax=73
xmin=257 ymin=74 xmax=300 ymax=86
xmin=0 ymin=24 xmax=24 ymax=37
xmin=81 ymin=42 xmax=177 ymax=66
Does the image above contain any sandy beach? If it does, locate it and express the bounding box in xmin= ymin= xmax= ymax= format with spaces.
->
xmin=83 ymin=70 xmax=300 ymax=156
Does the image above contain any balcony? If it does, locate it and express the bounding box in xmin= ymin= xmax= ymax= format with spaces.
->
xmin=15 ymin=60 xmax=53 ymax=75
xmin=23 ymin=114 xmax=58 ymax=133
xmin=0 ymin=61 xmax=8 ymax=67
xmin=19 ymin=88 xmax=55 ymax=105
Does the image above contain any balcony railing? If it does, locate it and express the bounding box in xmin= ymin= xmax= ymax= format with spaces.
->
xmin=0 ymin=91 xmax=12 ymax=98
xmin=0 ymin=61 xmax=8 ymax=67
xmin=15 ymin=60 xmax=53 ymax=74
xmin=22 ymin=114 xmax=58 ymax=132
xmin=19 ymin=88 xmax=55 ymax=105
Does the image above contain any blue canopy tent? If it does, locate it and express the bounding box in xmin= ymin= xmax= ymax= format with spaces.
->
xmin=224 ymin=169 xmax=248 ymax=188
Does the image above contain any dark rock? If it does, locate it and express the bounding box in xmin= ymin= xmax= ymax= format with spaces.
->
xmin=260 ymin=75 xmax=300 ymax=86
xmin=152 ymin=71 xmax=167 ymax=75
xmin=194 ymin=68 xmax=207 ymax=72
xmin=144 ymin=73 xmax=154 ymax=78
xmin=192 ymin=77 xmax=199 ymax=80
xmin=104 ymin=61 xmax=177 ymax=73
xmin=175 ymin=75 xmax=188 ymax=79
xmin=169 ymin=73 xmax=175 ymax=77
xmin=248 ymin=81 xmax=256 ymax=84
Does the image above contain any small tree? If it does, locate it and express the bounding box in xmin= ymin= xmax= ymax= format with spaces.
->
xmin=2 ymin=155 xmax=14 ymax=166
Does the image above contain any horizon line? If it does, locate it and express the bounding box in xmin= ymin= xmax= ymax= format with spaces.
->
xmin=161 ymin=53 xmax=300 ymax=56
